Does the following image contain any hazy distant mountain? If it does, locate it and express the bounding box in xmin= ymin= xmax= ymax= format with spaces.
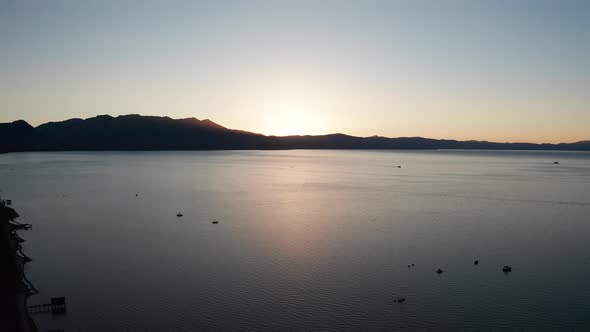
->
xmin=1 ymin=114 xmax=588 ymax=153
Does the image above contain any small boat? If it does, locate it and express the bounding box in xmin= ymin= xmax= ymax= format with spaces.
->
xmin=474 ymin=260 xmax=479 ymax=265
xmin=502 ymin=265 xmax=512 ymax=272
xmin=6 ymin=199 xmax=12 ymax=205
xmin=176 ymin=213 xmax=183 ymax=217
xmin=212 ymin=221 xmax=219 ymax=224
xmin=436 ymin=268 xmax=444 ymax=274
xmin=554 ymin=161 xmax=559 ymax=164
xmin=393 ymin=297 xmax=406 ymax=303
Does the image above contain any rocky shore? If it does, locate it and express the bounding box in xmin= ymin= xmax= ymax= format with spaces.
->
xmin=0 ymin=201 xmax=37 ymax=332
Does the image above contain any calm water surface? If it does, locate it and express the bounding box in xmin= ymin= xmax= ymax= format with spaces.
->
xmin=1 ymin=150 xmax=590 ymax=331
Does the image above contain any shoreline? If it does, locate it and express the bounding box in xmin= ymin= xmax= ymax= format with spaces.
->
xmin=2 ymin=148 xmax=590 ymax=155
xmin=0 ymin=201 xmax=37 ymax=332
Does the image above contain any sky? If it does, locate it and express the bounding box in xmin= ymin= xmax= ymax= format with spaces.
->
xmin=1 ymin=0 xmax=589 ymax=143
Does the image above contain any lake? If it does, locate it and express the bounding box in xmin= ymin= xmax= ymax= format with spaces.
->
xmin=1 ymin=150 xmax=590 ymax=331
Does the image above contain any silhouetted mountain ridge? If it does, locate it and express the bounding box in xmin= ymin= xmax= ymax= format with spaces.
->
xmin=1 ymin=114 xmax=588 ymax=153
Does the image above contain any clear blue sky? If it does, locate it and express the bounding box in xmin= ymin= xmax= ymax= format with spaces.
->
xmin=1 ymin=0 xmax=588 ymax=142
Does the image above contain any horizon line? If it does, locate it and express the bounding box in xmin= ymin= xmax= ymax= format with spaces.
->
xmin=5 ymin=113 xmax=589 ymax=146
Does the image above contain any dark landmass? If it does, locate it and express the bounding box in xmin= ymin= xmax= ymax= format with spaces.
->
xmin=1 ymin=114 xmax=589 ymax=153
xmin=0 ymin=203 xmax=37 ymax=332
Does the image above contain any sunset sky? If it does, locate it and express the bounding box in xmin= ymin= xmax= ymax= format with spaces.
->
xmin=1 ymin=0 xmax=588 ymax=143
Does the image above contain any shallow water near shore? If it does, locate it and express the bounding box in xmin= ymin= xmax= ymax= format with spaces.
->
xmin=1 ymin=150 xmax=590 ymax=331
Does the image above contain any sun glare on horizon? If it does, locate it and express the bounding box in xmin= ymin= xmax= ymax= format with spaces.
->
xmin=260 ymin=97 xmax=331 ymax=137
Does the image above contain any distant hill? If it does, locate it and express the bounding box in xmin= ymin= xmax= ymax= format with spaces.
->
xmin=1 ymin=114 xmax=589 ymax=153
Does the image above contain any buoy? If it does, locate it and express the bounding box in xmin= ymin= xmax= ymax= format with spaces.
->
xmin=436 ymin=268 xmax=443 ymax=274
xmin=474 ymin=260 xmax=479 ymax=265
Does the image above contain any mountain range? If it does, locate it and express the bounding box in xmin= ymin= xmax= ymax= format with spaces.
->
xmin=1 ymin=114 xmax=589 ymax=153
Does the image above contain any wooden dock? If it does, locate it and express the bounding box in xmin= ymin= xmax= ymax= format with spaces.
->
xmin=28 ymin=297 xmax=66 ymax=314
